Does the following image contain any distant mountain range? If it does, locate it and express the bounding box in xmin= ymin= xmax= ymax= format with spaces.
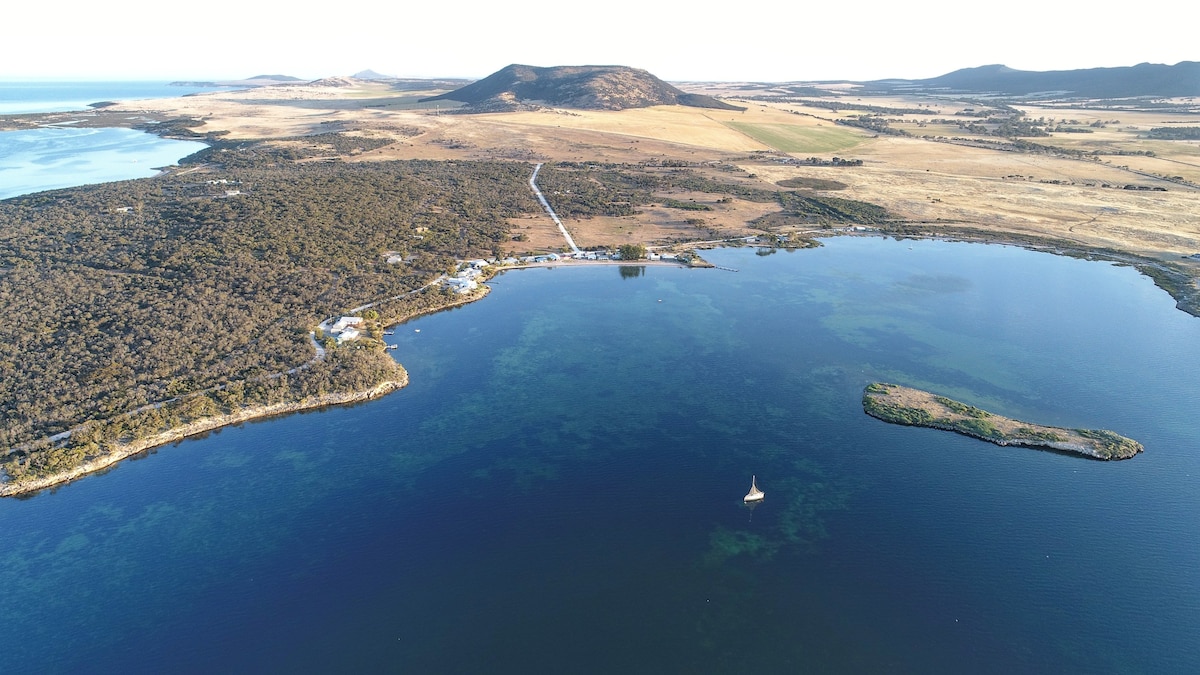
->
xmin=421 ymin=64 xmax=744 ymax=112
xmin=865 ymin=61 xmax=1200 ymax=98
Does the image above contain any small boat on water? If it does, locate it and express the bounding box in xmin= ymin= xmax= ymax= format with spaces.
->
xmin=744 ymin=475 xmax=764 ymax=503
xmin=382 ymin=330 xmax=394 ymax=335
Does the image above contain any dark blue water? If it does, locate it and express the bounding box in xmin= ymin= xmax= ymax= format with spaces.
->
xmin=1 ymin=239 xmax=1198 ymax=673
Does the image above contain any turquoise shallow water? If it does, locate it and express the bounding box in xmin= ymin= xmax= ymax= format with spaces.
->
xmin=0 ymin=126 xmax=207 ymax=200
xmin=1 ymin=238 xmax=1198 ymax=673
xmin=0 ymin=81 xmax=213 ymax=200
xmin=0 ymin=81 xmax=225 ymax=115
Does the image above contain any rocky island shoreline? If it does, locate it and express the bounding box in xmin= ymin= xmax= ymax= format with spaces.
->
xmin=862 ymin=382 xmax=1143 ymax=460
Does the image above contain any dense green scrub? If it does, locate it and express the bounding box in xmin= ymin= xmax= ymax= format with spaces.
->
xmin=862 ymin=383 xmax=1142 ymax=460
xmin=535 ymin=162 xmax=893 ymax=226
xmin=0 ymin=139 xmax=536 ymax=459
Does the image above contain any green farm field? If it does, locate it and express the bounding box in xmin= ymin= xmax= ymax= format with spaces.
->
xmin=724 ymin=121 xmax=866 ymax=153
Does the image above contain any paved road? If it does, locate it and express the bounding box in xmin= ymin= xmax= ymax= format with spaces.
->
xmin=529 ymin=163 xmax=581 ymax=254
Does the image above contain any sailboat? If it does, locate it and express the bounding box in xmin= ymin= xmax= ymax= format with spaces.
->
xmin=744 ymin=475 xmax=765 ymax=503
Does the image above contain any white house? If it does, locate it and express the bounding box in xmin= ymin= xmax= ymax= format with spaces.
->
xmin=445 ymin=278 xmax=478 ymax=294
xmin=335 ymin=327 xmax=361 ymax=344
xmin=323 ymin=316 xmax=367 ymax=344
xmin=330 ymin=316 xmax=364 ymax=333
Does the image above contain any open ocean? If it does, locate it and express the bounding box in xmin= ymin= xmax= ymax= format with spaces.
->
xmin=1 ymin=85 xmax=1199 ymax=673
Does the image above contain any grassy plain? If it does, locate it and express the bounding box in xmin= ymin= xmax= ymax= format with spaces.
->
xmin=722 ymin=122 xmax=864 ymax=153
xmin=67 ymin=78 xmax=1200 ymax=268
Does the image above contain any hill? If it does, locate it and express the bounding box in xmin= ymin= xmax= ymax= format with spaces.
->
xmin=308 ymin=76 xmax=359 ymax=88
xmin=421 ymin=64 xmax=744 ymax=112
xmin=866 ymin=61 xmax=1200 ymax=98
xmin=246 ymin=74 xmax=305 ymax=82
xmin=353 ymin=69 xmax=395 ymax=80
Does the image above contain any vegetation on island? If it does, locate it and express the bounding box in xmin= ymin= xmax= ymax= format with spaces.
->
xmin=861 ymin=383 xmax=1142 ymax=460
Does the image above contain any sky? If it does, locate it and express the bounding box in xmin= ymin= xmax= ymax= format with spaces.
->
xmin=6 ymin=0 xmax=1196 ymax=82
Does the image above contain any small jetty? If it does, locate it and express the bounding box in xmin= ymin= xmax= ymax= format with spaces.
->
xmin=861 ymin=383 xmax=1143 ymax=460
xmin=744 ymin=475 xmax=765 ymax=502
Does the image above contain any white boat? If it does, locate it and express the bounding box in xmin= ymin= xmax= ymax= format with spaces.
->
xmin=744 ymin=475 xmax=764 ymax=503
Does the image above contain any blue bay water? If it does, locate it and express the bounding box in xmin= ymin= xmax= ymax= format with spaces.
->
xmin=0 ymin=238 xmax=1197 ymax=673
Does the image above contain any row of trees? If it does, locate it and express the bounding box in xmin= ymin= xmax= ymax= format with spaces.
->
xmin=1148 ymin=127 xmax=1200 ymax=140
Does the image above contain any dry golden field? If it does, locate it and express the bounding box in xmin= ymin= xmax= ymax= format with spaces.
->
xmin=105 ymin=81 xmax=1200 ymax=271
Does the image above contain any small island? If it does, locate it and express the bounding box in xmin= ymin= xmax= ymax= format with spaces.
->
xmin=862 ymin=383 xmax=1143 ymax=460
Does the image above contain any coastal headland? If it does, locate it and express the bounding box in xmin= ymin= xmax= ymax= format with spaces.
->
xmin=0 ymin=379 xmax=404 ymax=497
xmin=3 ymin=69 xmax=1191 ymax=493
xmin=862 ymin=382 xmax=1143 ymax=460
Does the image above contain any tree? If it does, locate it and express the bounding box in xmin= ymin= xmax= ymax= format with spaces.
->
xmin=618 ymin=243 xmax=646 ymax=260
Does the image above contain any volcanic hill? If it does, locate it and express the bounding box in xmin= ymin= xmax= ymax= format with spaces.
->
xmin=421 ymin=64 xmax=744 ymax=112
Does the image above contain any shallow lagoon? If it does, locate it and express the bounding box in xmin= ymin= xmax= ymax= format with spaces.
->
xmin=0 ymin=126 xmax=207 ymax=200
xmin=1 ymin=238 xmax=1198 ymax=673
xmin=0 ymin=81 xmax=222 ymax=115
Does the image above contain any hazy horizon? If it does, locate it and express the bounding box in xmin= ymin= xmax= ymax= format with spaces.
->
xmin=1 ymin=58 xmax=1195 ymax=86
xmin=7 ymin=0 xmax=1196 ymax=83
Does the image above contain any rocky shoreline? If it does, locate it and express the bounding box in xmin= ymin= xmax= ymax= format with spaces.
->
xmin=0 ymin=276 xmax=490 ymax=499
xmin=861 ymin=382 xmax=1143 ymax=460
xmin=0 ymin=379 xmax=405 ymax=498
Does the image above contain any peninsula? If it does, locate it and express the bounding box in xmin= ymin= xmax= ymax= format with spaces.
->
xmin=4 ymin=60 xmax=1194 ymax=494
xmin=862 ymin=383 xmax=1143 ymax=460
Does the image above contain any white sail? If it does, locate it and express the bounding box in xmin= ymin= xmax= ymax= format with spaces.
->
xmin=744 ymin=475 xmax=765 ymax=502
